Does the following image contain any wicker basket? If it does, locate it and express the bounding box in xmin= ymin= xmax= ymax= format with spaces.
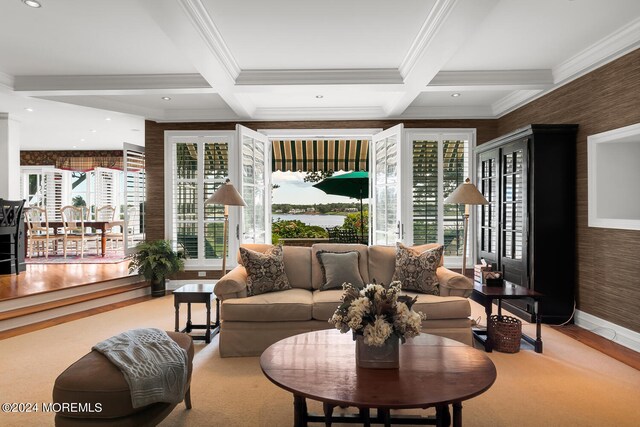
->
xmin=488 ymin=315 xmax=522 ymax=353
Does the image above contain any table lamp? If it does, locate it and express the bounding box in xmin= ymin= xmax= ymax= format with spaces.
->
xmin=444 ymin=178 xmax=488 ymax=276
xmin=205 ymin=179 xmax=246 ymax=274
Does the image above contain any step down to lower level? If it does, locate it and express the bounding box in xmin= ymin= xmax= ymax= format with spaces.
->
xmin=0 ymin=276 xmax=151 ymax=337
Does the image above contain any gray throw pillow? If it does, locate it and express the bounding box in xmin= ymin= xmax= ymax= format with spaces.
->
xmin=239 ymin=245 xmax=291 ymax=296
xmin=316 ymin=250 xmax=365 ymax=290
xmin=392 ymin=243 xmax=442 ymax=295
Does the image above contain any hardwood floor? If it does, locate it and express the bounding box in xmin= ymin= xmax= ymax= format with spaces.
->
xmin=553 ymin=325 xmax=640 ymax=371
xmin=0 ymin=262 xmax=131 ymax=301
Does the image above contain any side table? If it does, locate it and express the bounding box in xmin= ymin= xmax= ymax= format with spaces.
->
xmin=173 ymin=284 xmax=220 ymax=344
xmin=472 ymin=281 xmax=544 ymax=353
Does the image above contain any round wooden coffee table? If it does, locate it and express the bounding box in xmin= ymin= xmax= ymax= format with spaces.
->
xmin=260 ymin=329 xmax=496 ymax=427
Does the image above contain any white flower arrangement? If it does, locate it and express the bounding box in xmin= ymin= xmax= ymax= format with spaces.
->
xmin=329 ymin=281 xmax=425 ymax=347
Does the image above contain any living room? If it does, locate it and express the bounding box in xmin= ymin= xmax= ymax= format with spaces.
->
xmin=1 ymin=1 xmax=639 ymax=426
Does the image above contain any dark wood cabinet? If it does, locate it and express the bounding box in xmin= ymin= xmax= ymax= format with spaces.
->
xmin=474 ymin=125 xmax=578 ymax=324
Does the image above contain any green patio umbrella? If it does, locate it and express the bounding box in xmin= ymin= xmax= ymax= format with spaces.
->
xmin=312 ymin=171 xmax=369 ymax=242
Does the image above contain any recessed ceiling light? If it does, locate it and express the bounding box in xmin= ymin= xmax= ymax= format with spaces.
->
xmin=72 ymin=146 xmax=77 ymax=149
xmin=24 ymin=107 xmax=34 ymax=112
xmin=105 ymin=117 xmax=111 ymax=121
xmin=451 ymin=93 xmax=461 ymax=97
xmin=22 ymin=0 xmax=41 ymax=8
xmin=80 ymin=139 xmax=85 ymax=142
xmin=315 ymin=95 xmax=324 ymax=99
xmin=162 ymin=96 xmax=171 ymax=101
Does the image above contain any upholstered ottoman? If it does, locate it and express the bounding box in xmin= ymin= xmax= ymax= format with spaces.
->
xmin=53 ymin=331 xmax=193 ymax=427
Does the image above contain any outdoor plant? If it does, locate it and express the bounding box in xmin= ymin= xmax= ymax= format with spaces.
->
xmin=342 ymin=210 xmax=369 ymax=235
xmin=329 ymin=281 xmax=425 ymax=346
xmin=129 ymin=240 xmax=184 ymax=296
xmin=271 ymin=219 xmax=328 ymax=243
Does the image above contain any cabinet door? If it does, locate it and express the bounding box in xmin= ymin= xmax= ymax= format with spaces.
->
xmin=499 ymin=139 xmax=528 ymax=285
xmin=477 ymin=148 xmax=499 ymax=268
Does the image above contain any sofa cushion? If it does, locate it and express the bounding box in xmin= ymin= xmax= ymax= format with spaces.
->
xmin=316 ymin=250 xmax=365 ymax=290
xmin=237 ymin=244 xmax=312 ymax=290
xmin=311 ymin=244 xmax=369 ymax=290
xmin=404 ymin=292 xmax=471 ymax=320
xmin=368 ymin=244 xmax=445 ymax=285
xmin=240 ymin=245 xmax=291 ymax=296
xmin=221 ymin=288 xmax=313 ymax=322
xmin=312 ymin=289 xmax=344 ymax=320
xmin=392 ymin=243 xmax=443 ymax=295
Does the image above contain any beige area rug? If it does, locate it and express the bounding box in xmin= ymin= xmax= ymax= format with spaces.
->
xmin=1 ymin=296 xmax=639 ymax=427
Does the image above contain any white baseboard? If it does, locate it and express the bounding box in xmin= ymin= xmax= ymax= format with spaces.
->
xmin=575 ymin=310 xmax=640 ymax=353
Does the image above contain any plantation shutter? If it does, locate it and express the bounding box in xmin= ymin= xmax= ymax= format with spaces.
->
xmin=44 ymin=170 xmax=65 ymax=221
xmin=123 ymin=143 xmax=145 ymax=255
xmin=94 ymin=167 xmax=117 ymax=212
xmin=410 ymin=134 xmax=469 ymax=258
xmin=370 ymin=124 xmax=404 ymax=245
xmin=412 ymin=139 xmax=439 ymax=245
xmin=238 ymin=125 xmax=270 ymax=244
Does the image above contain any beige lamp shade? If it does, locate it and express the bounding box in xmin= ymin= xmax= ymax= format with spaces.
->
xmin=444 ymin=178 xmax=488 ymax=205
xmin=205 ymin=179 xmax=247 ymax=206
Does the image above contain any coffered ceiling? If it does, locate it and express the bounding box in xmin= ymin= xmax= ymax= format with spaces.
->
xmin=0 ymin=0 xmax=639 ymax=149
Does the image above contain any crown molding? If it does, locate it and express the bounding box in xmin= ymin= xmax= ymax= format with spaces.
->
xmin=553 ymin=16 xmax=640 ymax=84
xmin=252 ymin=106 xmax=386 ymax=121
xmin=236 ymin=69 xmax=403 ymax=86
xmin=178 ymin=0 xmax=241 ymax=80
xmin=429 ymin=69 xmax=553 ymax=88
xmin=157 ymin=108 xmax=240 ymax=122
xmin=400 ymin=105 xmax=494 ymax=119
xmin=491 ymin=90 xmax=543 ymax=116
xmin=14 ymin=74 xmax=211 ymax=93
xmin=0 ymin=70 xmax=14 ymax=90
xmin=398 ymin=0 xmax=457 ymax=78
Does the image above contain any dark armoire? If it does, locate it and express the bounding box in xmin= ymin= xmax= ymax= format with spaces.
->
xmin=474 ymin=124 xmax=578 ymax=324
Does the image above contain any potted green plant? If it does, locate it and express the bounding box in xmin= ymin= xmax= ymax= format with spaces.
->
xmin=129 ymin=240 xmax=184 ymax=297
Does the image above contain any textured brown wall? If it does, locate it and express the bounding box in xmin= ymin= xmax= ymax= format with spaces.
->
xmin=497 ymin=48 xmax=640 ymax=332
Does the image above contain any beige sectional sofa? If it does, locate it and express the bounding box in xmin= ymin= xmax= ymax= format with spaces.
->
xmin=214 ymin=243 xmax=474 ymax=357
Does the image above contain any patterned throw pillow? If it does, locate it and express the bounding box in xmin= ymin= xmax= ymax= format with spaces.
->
xmin=239 ymin=245 xmax=291 ymax=296
xmin=391 ymin=243 xmax=443 ymax=295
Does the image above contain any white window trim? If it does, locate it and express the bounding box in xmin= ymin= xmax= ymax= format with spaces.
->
xmin=259 ymin=128 xmax=382 ymax=139
xmin=164 ymin=130 xmax=238 ymax=269
xmin=403 ymin=129 xmax=477 ymax=268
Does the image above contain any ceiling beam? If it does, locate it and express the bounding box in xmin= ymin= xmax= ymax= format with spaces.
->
xmin=140 ymin=0 xmax=253 ymax=118
xmin=427 ymin=69 xmax=553 ymax=91
xmin=13 ymin=74 xmax=213 ymax=96
xmin=385 ymin=0 xmax=499 ymax=117
xmin=236 ymin=69 xmax=403 ymax=86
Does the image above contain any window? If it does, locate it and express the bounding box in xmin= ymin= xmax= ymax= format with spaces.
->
xmin=166 ymin=132 xmax=235 ymax=267
xmin=20 ymin=167 xmax=66 ymax=221
xmin=405 ymin=131 xmax=473 ymax=265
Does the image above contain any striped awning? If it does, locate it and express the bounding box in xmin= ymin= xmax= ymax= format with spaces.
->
xmin=272 ymin=140 xmax=369 ymax=172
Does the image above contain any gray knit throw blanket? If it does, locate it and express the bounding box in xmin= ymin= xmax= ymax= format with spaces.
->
xmin=93 ymin=328 xmax=188 ymax=408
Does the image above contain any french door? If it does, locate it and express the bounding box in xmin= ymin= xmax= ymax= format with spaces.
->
xmin=370 ymin=124 xmax=404 ymax=245
xmin=237 ymin=125 xmax=271 ymax=244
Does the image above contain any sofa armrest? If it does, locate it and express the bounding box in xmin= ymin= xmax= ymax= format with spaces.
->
xmin=214 ymin=265 xmax=249 ymax=300
xmin=436 ymin=266 xmax=473 ymax=297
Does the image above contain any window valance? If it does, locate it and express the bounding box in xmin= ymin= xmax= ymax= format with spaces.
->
xmin=56 ymin=156 xmax=123 ymax=172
